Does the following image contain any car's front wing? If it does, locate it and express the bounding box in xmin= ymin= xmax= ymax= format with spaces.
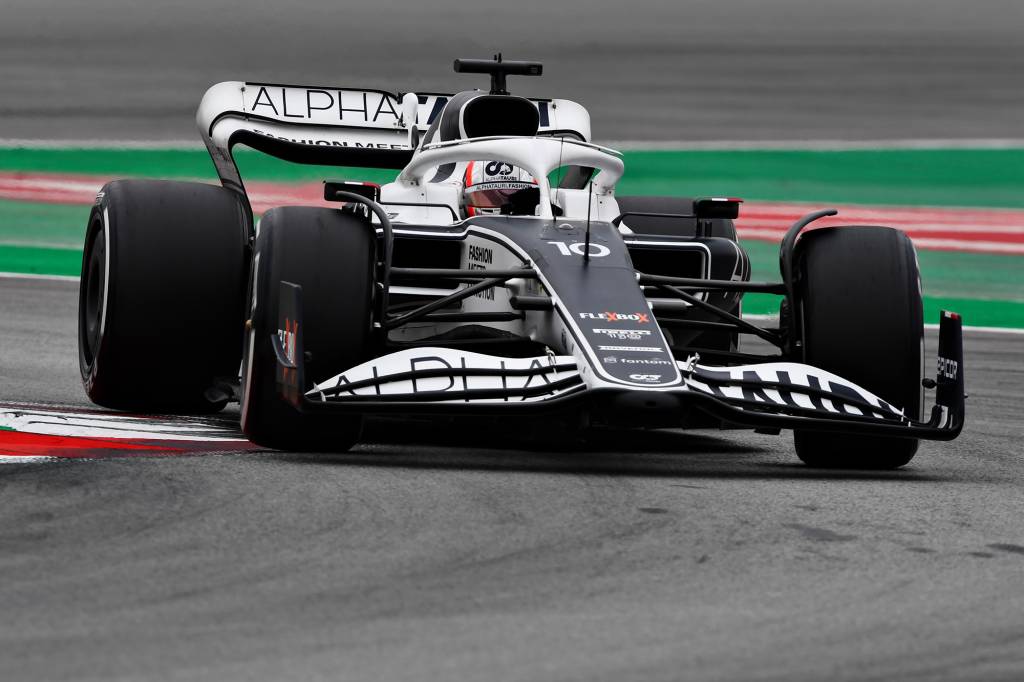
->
xmin=273 ymin=282 xmax=964 ymax=440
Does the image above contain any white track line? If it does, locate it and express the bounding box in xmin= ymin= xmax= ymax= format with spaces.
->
xmin=0 ymin=138 xmax=200 ymax=150
xmin=942 ymin=324 xmax=1024 ymax=335
xmin=0 ymin=456 xmax=58 ymax=464
xmin=743 ymin=314 xmax=1024 ymax=335
xmin=0 ymin=272 xmax=79 ymax=282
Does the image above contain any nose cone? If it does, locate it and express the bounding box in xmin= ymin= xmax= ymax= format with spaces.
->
xmin=593 ymin=390 xmax=682 ymax=428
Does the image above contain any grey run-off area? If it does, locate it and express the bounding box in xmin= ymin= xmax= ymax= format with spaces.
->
xmin=2 ymin=0 xmax=1023 ymax=142
xmin=1 ymin=276 xmax=1022 ymax=681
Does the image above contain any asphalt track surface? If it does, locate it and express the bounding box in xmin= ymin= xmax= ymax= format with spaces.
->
xmin=3 ymin=1 xmax=1024 ymax=680
xmin=3 ymin=276 xmax=1024 ymax=681
xmin=2 ymin=0 xmax=1024 ymax=142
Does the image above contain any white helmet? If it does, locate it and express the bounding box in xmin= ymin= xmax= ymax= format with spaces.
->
xmin=463 ymin=160 xmax=537 ymax=216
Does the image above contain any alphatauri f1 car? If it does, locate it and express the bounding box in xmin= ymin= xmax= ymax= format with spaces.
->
xmin=78 ymin=57 xmax=965 ymax=468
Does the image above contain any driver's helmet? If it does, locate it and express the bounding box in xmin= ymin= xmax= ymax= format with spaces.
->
xmin=463 ymin=160 xmax=537 ymax=216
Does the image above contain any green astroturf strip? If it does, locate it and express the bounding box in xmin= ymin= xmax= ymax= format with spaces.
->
xmin=0 ymin=200 xmax=90 ymax=248
xmin=741 ymin=293 xmax=1024 ymax=329
xmin=743 ymin=238 xmax=1024 ymax=327
xmin=742 ymin=240 xmax=1024 ymax=303
xmin=2 ymin=147 xmax=1024 ymax=207
xmin=0 ymin=147 xmax=398 ymax=185
xmin=615 ymin=149 xmax=1024 ymax=208
xmin=0 ymin=145 xmax=1022 ymax=326
xmin=0 ymin=245 xmax=82 ymax=277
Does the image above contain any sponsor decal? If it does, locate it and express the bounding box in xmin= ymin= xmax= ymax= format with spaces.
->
xmin=467 ymin=245 xmax=493 ymax=265
xmin=548 ymin=241 xmax=611 ymax=258
xmin=938 ymin=356 xmax=959 ymax=380
xmin=277 ymin=317 xmax=300 ymax=398
xmin=313 ymin=349 xmax=580 ymax=403
xmin=466 ymin=245 xmax=495 ymax=299
xmin=593 ymin=328 xmax=651 ymax=340
xmin=579 ymin=312 xmax=650 ymax=323
xmin=484 ymin=161 xmax=514 ymax=176
xmin=239 ymin=88 xmax=555 ymax=133
xmin=602 ymin=357 xmax=673 ymax=366
xmin=250 ymin=128 xmax=405 ymax=149
xmin=598 ymin=345 xmax=664 ymax=353
xmin=277 ymin=319 xmax=299 ymax=366
xmin=683 ymin=363 xmax=904 ymax=419
xmin=470 ymin=181 xmax=534 ymax=191
xmin=247 ymin=86 xmax=401 ymax=125
xmin=629 ymin=374 xmax=663 ymax=383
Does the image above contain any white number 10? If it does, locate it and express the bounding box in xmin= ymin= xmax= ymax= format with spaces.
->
xmin=548 ymin=241 xmax=610 ymax=258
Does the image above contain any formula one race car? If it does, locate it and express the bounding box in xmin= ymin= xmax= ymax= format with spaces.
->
xmin=77 ymin=56 xmax=965 ymax=468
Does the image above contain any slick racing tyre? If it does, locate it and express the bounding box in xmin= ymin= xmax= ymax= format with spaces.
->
xmin=78 ymin=180 xmax=248 ymax=412
xmin=615 ymin=195 xmax=737 ymax=240
xmin=793 ymin=226 xmax=924 ymax=469
xmin=241 ymin=207 xmax=375 ymax=451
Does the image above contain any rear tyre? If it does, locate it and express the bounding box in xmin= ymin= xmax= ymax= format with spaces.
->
xmin=78 ymin=180 xmax=248 ymax=412
xmin=241 ymin=207 xmax=375 ymax=451
xmin=793 ymin=226 xmax=923 ymax=469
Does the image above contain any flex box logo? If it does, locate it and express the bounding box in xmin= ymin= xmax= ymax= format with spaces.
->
xmin=579 ymin=312 xmax=650 ymax=323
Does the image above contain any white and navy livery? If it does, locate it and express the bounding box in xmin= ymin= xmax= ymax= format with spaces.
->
xmin=78 ymin=56 xmax=965 ymax=468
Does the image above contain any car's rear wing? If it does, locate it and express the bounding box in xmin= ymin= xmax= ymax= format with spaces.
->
xmin=196 ymin=81 xmax=592 ymax=199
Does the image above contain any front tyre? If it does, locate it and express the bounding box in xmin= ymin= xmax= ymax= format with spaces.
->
xmin=241 ymin=207 xmax=375 ymax=451
xmin=793 ymin=226 xmax=924 ymax=469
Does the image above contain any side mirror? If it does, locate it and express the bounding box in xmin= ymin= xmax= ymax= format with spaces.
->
xmin=324 ymin=180 xmax=380 ymax=203
xmin=401 ymin=93 xmax=420 ymax=149
xmin=694 ymin=197 xmax=742 ymax=220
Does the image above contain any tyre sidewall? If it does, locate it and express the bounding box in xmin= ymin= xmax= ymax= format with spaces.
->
xmin=793 ymin=226 xmax=924 ymax=468
xmin=78 ymin=180 xmax=249 ymax=411
xmin=240 ymin=207 xmax=375 ymax=450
